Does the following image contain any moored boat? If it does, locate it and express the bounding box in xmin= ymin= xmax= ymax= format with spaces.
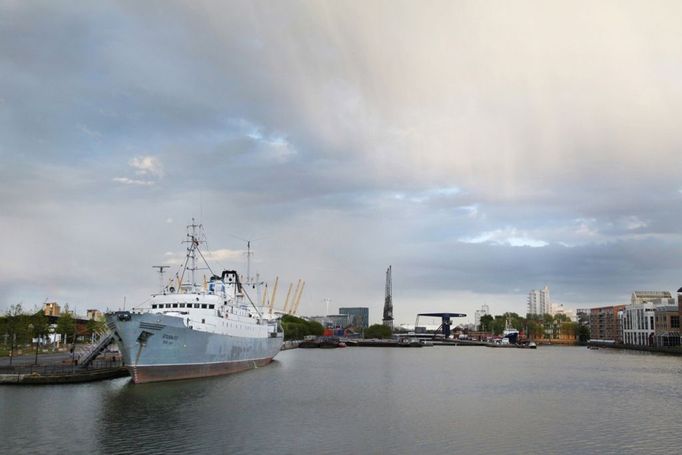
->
xmin=106 ymin=221 xmax=283 ymax=383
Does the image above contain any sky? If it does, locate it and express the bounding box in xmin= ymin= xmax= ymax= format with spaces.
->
xmin=2 ymin=0 xmax=682 ymax=325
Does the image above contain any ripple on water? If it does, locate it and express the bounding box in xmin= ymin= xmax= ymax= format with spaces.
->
xmin=1 ymin=347 xmax=681 ymax=454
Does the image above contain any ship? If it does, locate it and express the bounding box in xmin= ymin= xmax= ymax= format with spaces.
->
xmin=502 ymin=318 xmax=519 ymax=344
xmin=106 ymin=221 xmax=283 ymax=383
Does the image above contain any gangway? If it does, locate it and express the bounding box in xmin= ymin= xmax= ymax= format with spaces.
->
xmin=78 ymin=332 xmax=115 ymax=367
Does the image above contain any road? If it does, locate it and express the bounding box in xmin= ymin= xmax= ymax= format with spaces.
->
xmin=0 ymin=351 xmax=72 ymax=366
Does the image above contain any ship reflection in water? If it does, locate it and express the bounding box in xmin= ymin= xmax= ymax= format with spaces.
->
xmin=2 ymin=346 xmax=680 ymax=454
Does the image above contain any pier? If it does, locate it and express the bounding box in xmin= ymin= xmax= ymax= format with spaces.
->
xmin=0 ymin=352 xmax=128 ymax=385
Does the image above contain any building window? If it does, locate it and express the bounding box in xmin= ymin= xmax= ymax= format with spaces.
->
xmin=166 ymin=304 xmax=171 ymax=308
xmin=173 ymin=303 xmax=178 ymax=308
xmin=201 ymin=304 xmax=207 ymax=309
xmin=671 ymin=316 xmax=680 ymax=329
xmin=152 ymin=304 xmax=157 ymax=309
xmin=195 ymin=304 xmax=200 ymax=308
xmin=209 ymin=304 xmax=215 ymax=309
xmin=180 ymin=303 xmax=185 ymax=308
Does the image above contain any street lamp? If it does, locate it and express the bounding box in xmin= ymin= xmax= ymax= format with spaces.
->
xmin=32 ymin=324 xmax=39 ymax=366
xmin=9 ymin=333 xmax=15 ymax=367
xmin=28 ymin=323 xmax=35 ymax=367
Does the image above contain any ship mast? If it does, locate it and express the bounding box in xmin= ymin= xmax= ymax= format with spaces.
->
xmin=152 ymin=265 xmax=170 ymax=294
xmin=246 ymin=240 xmax=253 ymax=285
xmin=183 ymin=218 xmax=203 ymax=290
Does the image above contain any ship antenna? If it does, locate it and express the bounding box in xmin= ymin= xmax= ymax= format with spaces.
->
xmin=152 ymin=265 xmax=170 ymax=294
xmin=246 ymin=240 xmax=252 ymax=285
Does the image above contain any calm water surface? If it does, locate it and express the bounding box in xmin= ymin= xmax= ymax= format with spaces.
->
xmin=1 ymin=346 xmax=681 ymax=454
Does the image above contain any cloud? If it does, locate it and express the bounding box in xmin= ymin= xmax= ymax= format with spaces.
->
xmin=459 ymin=228 xmax=549 ymax=248
xmin=114 ymin=155 xmax=164 ymax=186
xmin=129 ymin=156 xmax=164 ymax=178
xmin=112 ymin=177 xmax=155 ymax=186
xmin=2 ymin=1 xmax=682 ymax=321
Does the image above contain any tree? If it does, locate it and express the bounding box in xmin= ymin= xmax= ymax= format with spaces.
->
xmin=86 ymin=318 xmax=106 ymax=339
xmin=364 ymin=324 xmax=392 ymax=339
xmin=479 ymin=314 xmax=494 ymax=332
xmin=31 ymin=311 xmax=50 ymax=345
xmin=56 ymin=312 xmax=76 ymax=346
xmin=554 ymin=313 xmax=570 ymax=323
xmin=526 ymin=320 xmax=544 ymax=339
xmin=560 ymin=322 xmax=577 ymax=339
xmin=280 ymin=314 xmax=324 ymax=341
xmin=577 ymin=325 xmax=590 ymax=344
xmin=492 ymin=316 xmax=506 ymax=335
xmin=4 ymin=304 xmax=29 ymax=365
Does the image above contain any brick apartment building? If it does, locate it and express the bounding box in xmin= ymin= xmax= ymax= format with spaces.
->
xmin=589 ymin=305 xmax=625 ymax=342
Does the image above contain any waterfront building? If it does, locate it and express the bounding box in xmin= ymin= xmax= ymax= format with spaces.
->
xmin=339 ymin=307 xmax=369 ymax=329
xmin=589 ymin=305 xmax=626 ymax=343
xmin=677 ymin=288 xmax=682 ymax=338
xmin=550 ymin=303 xmax=575 ymax=321
xmin=621 ymin=291 xmax=677 ymax=347
xmin=653 ymin=305 xmax=680 ymax=347
xmin=43 ymin=302 xmax=61 ymax=317
xmin=576 ymin=308 xmax=590 ymax=327
xmin=86 ymin=309 xmax=103 ymax=320
xmin=622 ymin=302 xmax=657 ymax=346
xmin=309 ymin=314 xmax=351 ymax=329
xmin=527 ymin=286 xmax=551 ymax=316
xmin=630 ymin=291 xmax=674 ymax=306
xmin=474 ymin=304 xmax=490 ymax=330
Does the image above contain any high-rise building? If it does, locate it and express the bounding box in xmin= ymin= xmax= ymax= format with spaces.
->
xmin=527 ymin=286 xmax=551 ymax=316
xmin=474 ymin=304 xmax=490 ymax=330
xmin=339 ymin=307 xmax=369 ymax=329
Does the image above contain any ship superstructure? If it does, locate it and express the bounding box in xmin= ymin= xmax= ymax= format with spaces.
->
xmin=502 ymin=318 xmax=519 ymax=344
xmin=107 ymin=221 xmax=283 ymax=383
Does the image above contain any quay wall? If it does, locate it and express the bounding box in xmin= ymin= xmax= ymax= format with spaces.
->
xmin=587 ymin=341 xmax=682 ymax=356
